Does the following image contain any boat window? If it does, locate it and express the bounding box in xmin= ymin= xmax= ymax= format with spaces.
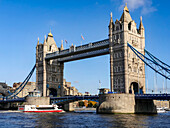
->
xmin=36 ymin=107 xmax=55 ymax=110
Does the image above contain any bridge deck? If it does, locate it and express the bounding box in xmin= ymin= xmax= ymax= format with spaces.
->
xmin=45 ymin=39 xmax=109 ymax=61
xmin=0 ymin=94 xmax=169 ymax=104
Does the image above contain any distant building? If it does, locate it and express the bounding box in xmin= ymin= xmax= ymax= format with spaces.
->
xmin=0 ymin=82 xmax=12 ymax=96
xmin=84 ymin=92 xmax=90 ymax=96
xmin=13 ymin=82 xmax=36 ymax=97
xmin=63 ymin=79 xmax=82 ymax=96
xmin=99 ymin=88 xmax=110 ymax=94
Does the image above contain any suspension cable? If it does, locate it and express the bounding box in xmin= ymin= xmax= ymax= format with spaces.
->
xmin=6 ymin=64 xmax=36 ymax=99
xmin=127 ymin=43 xmax=170 ymax=80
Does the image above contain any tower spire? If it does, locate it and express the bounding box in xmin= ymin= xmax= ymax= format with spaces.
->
xmin=109 ymin=12 xmax=114 ymax=28
xmin=61 ymin=40 xmax=64 ymax=50
xmin=120 ymin=3 xmax=132 ymax=23
xmin=43 ymin=35 xmax=47 ymax=45
xmin=139 ymin=16 xmax=144 ymax=30
xmin=124 ymin=3 xmax=129 ymax=12
xmin=37 ymin=37 xmax=39 ymax=45
xmin=48 ymin=29 xmax=53 ymax=37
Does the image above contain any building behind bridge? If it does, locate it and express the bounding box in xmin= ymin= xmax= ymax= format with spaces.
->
xmin=11 ymin=79 xmax=82 ymax=97
xmin=0 ymin=82 xmax=12 ymax=98
xmin=12 ymin=82 xmax=36 ymax=97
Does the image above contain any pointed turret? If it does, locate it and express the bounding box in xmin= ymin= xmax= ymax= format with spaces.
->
xmin=139 ymin=16 xmax=145 ymax=37
xmin=46 ymin=30 xmax=58 ymax=51
xmin=61 ymin=40 xmax=64 ymax=51
xmin=109 ymin=12 xmax=113 ymax=27
xmin=43 ymin=35 xmax=47 ymax=45
xmin=37 ymin=37 xmax=39 ymax=46
xmin=120 ymin=3 xmax=132 ymax=23
xmin=124 ymin=3 xmax=129 ymax=12
xmin=109 ymin=12 xmax=114 ymax=34
xmin=139 ymin=16 xmax=144 ymax=30
xmin=48 ymin=29 xmax=53 ymax=37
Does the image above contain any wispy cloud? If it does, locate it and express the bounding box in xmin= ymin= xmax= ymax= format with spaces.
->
xmin=120 ymin=0 xmax=157 ymax=14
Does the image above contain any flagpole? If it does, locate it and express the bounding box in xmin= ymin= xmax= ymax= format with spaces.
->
xmin=65 ymin=40 xmax=66 ymax=49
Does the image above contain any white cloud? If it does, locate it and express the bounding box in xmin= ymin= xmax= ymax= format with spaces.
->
xmin=120 ymin=0 xmax=157 ymax=14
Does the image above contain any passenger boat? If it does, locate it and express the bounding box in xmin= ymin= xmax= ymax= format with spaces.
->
xmin=157 ymin=107 xmax=166 ymax=113
xmin=18 ymin=105 xmax=64 ymax=113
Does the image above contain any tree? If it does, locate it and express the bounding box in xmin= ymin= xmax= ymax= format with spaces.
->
xmin=79 ymin=101 xmax=84 ymax=107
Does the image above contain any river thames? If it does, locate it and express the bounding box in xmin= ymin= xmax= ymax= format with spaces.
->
xmin=0 ymin=111 xmax=169 ymax=128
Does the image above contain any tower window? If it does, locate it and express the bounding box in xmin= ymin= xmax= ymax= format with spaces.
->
xmin=116 ymin=35 xmax=119 ymax=39
xmin=116 ymin=26 xmax=119 ymax=30
xmin=49 ymin=46 xmax=51 ymax=51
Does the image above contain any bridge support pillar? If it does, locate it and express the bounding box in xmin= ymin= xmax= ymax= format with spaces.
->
xmin=97 ymin=94 xmax=157 ymax=114
xmin=63 ymin=102 xmax=77 ymax=111
xmin=135 ymin=99 xmax=157 ymax=114
xmin=0 ymin=103 xmax=10 ymax=109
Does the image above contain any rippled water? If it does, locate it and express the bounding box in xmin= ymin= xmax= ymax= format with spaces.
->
xmin=0 ymin=111 xmax=170 ymax=128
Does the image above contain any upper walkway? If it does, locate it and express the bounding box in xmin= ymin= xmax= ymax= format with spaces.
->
xmin=45 ymin=39 xmax=109 ymax=62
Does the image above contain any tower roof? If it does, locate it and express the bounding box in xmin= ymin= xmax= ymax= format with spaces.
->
xmin=124 ymin=3 xmax=129 ymax=12
xmin=48 ymin=29 xmax=53 ymax=37
xmin=120 ymin=3 xmax=132 ymax=23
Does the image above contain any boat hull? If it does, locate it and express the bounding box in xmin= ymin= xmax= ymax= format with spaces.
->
xmin=24 ymin=110 xmax=63 ymax=113
xmin=18 ymin=105 xmax=64 ymax=113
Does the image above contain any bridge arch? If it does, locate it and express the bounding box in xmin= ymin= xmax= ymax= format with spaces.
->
xmin=129 ymin=81 xmax=144 ymax=94
xmin=49 ymin=88 xmax=58 ymax=97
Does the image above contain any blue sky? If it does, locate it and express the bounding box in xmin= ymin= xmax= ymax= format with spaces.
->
xmin=0 ymin=0 xmax=169 ymax=94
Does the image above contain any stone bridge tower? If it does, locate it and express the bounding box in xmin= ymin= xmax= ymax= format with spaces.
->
xmin=109 ymin=4 xmax=145 ymax=94
xmin=36 ymin=31 xmax=64 ymax=97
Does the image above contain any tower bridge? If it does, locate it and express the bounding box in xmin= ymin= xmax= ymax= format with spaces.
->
xmin=36 ymin=4 xmax=146 ymax=97
xmin=0 ymin=4 xmax=170 ymax=113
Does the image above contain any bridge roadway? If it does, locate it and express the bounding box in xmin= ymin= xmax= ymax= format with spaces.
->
xmin=0 ymin=94 xmax=170 ymax=104
xmin=45 ymin=39 xmax=109 ymax=62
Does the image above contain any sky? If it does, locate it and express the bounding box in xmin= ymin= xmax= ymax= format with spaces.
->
xmin=0 ymin=0 xmax=169 ymax=94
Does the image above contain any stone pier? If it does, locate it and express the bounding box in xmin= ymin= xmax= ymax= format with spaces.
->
xmin=97 ymin=94 xmax=157 ymax=114
xmin=63 ymin=102 xmax=78 ymax=111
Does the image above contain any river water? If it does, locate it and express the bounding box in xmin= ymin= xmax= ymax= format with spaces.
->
xmin=0 ymin=111 xmax=170 ymax=128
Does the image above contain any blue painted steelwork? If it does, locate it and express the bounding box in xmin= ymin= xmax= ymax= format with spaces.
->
xmin=135 ymin=94 xmax=170 ymax=100
xmin=145 ymin=49 xmax=170 ymax=69
xmin=2 ymin=65 xmax=36 ymax=99
xmin=127 ymin=43 xmax=170 ymax=80
xmin=0 ymin=98 xmax=25 ymax=103
xmin=51 ymin=94 xmax=170 ymax=104
xmin=51 ymin=95 xmax=99 ymax=104
xmin=0 ymin=94 xmax=169 ymax=104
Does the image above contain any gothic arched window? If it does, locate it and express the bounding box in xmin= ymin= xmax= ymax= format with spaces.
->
xmin=116 ymin=26 xmax=119 ymax=30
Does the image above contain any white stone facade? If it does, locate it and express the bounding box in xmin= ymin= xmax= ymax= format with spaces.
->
xmin=36 ymin=32 xmax=64 ymax=97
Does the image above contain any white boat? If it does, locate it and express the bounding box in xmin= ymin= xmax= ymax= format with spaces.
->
xmin=18 ymin=104 xmax=64 ymax=113
xmin=157 ymin=107 xmax=166 ymax=113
